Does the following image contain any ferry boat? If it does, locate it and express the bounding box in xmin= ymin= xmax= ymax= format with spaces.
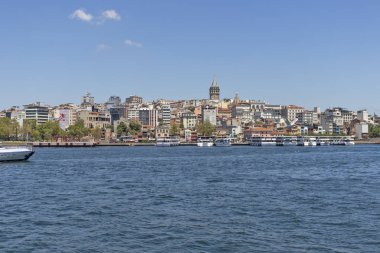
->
xmin=297 ymin=136 xmax=311 ymax=146
xmin=249 ymin=137 xmax=277 ymax=146
xmin=308 ymin=137 xmax=317 ymax=146
xmin=0 ymin=145 xmax=35 ymax=162
xmin=156 ymin=137 xmax=180 ymax=147
xmin=330 ymin=138 xmax=355 ymax=146
xmin=277 ymin=137 xmax=297 ymax=146
xmin=214 ymin=138 xmax=231 ymax=147
xmin=316 ymin=138 xmax=330 ymax=146
xmin=197 ymin=137 xmax=214 ymax=147
xmin=344 ymin=138 xmax=355 ymax=146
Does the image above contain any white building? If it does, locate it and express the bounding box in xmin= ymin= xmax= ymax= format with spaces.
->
xmin=355 ymin=123 xmax=368 ymax=140
xmin=24 ymin=102 xmax=49 ymax=125
xmin=139 ymin=107 xmax=158 ymax=127
xmin=160 ymin=104 xmax=171 ymax=125
xmin=181 ymin=112 xmax=197 ymax=129
xmin=282 ymin=105 xmax=305 ymax=122
xmin=202 ymin=105 xmax=217 ymax=126
xmin=357 ymin=110 xmax=368 ymax=122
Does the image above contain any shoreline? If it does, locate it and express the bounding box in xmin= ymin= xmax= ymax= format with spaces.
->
xmin=1 ymin=140 xmax=380 ymax=147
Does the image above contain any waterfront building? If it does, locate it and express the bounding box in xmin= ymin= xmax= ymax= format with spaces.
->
xmin=77 ymin=110 xmax=111 ymax=129
xmin=209 ymin=79 xmax=220 ymax=101
xmin=244 ymin=127 xmax=274 ymax=139
xmin=127 ymin=107 xmax=140 ymax=122
xmin=357 ymin=110 xmax=369 ymax=122
xmin=181 ymin=112 xmax=197 ymax=129
xmin=160 ymin=104 xmax=171 ymax=125
xmin=110 ymin=106 xmax=127 ymax=125
xmin=155 ymin=125 xmax=170 ymax=138
xmin=323 ymin=108 xmax=344 ymax=126
xmin=296 ymin=110 xmax=318 ymax=126
xmin=202 ymin=105 xmax=217 ymax=125
xmin=355 ymin=123 xmax=368 ymax=140
xmin=282 ymin=105 xmax=305 ymax=122
xmin=184 ymin=129 xmax=192 ymax=142
xmin=24 ymin=102 xmax=49 ymax=125
xmin=319 ymin=108 xmax=346 ymax=134
xmin=139 ymin=107 xmax=158 ymax=128
xmin=52 ymin=104 xmax=78 ymax=130
xmin=341 ymin=108 xmax=355 ymax=124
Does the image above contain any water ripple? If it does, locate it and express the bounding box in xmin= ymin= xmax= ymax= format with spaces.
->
xmin=1 ymin=146 xmax=380 ymax=252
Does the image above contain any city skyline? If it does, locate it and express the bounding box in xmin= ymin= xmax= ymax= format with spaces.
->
xmin=1 ymin=1 xmax=380 ymax=112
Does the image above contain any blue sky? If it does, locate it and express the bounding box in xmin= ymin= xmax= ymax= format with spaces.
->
xmin=1 ymin=0 xmax=380 ymax=112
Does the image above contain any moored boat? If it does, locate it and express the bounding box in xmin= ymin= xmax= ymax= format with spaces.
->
xmin=0 ymin=145 xmax=35 ymax=162
xmin=156 ymin=137 xmax=180 ymax=147
xmin=249 ymin=137 xmax=277 ymax=146
xmin=214 ymin=138 xmax=231 ymax=147
xmin=197 ymin=137 xmax=214 ymax=147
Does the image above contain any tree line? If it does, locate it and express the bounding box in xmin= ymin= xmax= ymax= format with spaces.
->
xmin=0 ymin=118 xmax=100 ymax=141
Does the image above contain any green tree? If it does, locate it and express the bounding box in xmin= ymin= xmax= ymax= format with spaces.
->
xmin=197 ymin=119 xmax=216 ymax=136
xmin=34 ymin=120 xmax=63 ymax=141
xmin=129 ymin=120 xmax=141 ymax=135
xmin=0 ymin=117 xmax=12 ymax=140
xmin=170 ymin=123 xmax=179 ymax=136
xmin=369 ymin=124 xmax=380 ymax=138
xmin=0 ymin=118 xmax=21 ymax=140
xmin=21 ymin=119 xmax=37 ymax=141
xmin=117 ymin=122 xmax=129 ymax=137
xmin=91 ymin=126 xmax=102 ymax=141
xmin=67 ymin=119 xmax=90 ymax=140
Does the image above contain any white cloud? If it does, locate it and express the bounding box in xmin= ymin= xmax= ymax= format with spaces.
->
xmin=124 ymin=39 xmax=143 ymax=48
xmin=70 ymin=9 xmax=93 ymax=22
xmin=101 ymin=10 xmax=121 ymax=21
xmin=97 ymin=44 xmax=111 ymax=51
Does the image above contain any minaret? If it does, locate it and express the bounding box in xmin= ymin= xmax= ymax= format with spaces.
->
xmin=209 ymin=79 xmax=220 ymax=101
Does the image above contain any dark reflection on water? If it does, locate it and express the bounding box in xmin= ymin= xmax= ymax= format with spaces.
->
xmin=1 ymin=146 xmax=380 ymax=252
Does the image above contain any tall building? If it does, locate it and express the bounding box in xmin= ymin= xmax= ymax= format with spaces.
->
xmin=139 ymin=108 xmax=158 ymax=128
xmin=160 ymin=104 xmax=171 ymax=125
xmin=209 ymin=79 xmax=220 ymax=101
xmin=202 ymin=105 xmax=217 ymax=126
xmin=81 ymin=93 xmax=95 ymax=107
xmin=24 ymin=102 xmax=49 ymax=125
xmin=110 ymin=106 xmax=127 ymax=124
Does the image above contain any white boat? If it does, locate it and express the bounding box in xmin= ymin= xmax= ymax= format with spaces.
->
xmin=317 ymin=138 xmax=330 ymax=146
xmin=156 ymin=137 xmax=180 ymax=147
xmin=297 ymin=137 xmax=310 ymax=146
xmin=344 ymin=138 xmax=355 ymax=146
xmin=197 ymin=137 xmax=214 ymax=147
xmin=330 ymin=138 xmax=355 ymax=146
xmin=281 ymin=137 xmax=297 ymax=146
xmin=308 ymin=137 xmax=317 ymax=146
xmin=214 ymin=138 xmax=231 ymax=147
xmin=0 ymin=145 xmax=35 ymax=162
xmin=249 ymin=137 xmax=277 ymax=146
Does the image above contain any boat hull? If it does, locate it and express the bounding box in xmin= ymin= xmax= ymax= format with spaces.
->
xmin=197 ymin=142 xmax=214 ymax=147
xmin=156 ymin=142 xmax=179 ymax=147
xmin=0 ymin=149 xmax=35 ymax=162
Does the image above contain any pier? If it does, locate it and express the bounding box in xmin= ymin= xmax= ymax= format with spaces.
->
xmin=32 ymin=142 xmax=96 ymax=147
